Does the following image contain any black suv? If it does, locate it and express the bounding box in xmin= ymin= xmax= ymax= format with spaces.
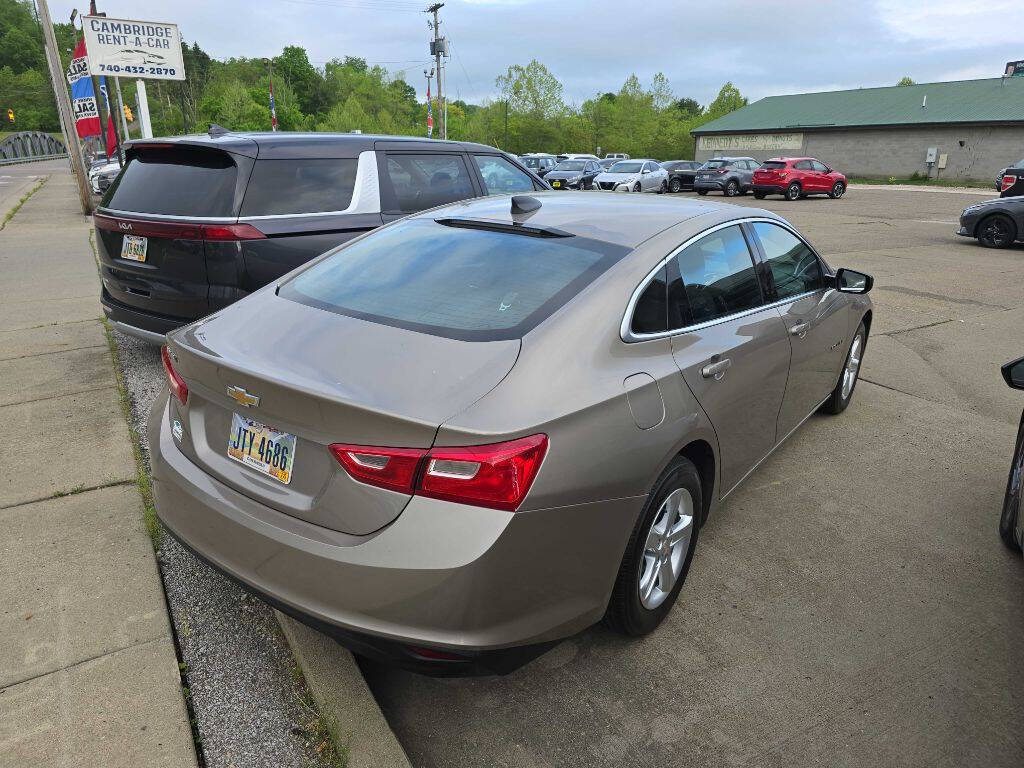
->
xmin=96 ymin=132 xmax=548 ymax=342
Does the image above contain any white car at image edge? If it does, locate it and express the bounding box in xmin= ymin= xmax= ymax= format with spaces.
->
xmin=594 ymin=159 xmax=668 ymax=193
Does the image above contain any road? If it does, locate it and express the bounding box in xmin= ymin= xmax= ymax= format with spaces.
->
xmin=361 ymin=187 xmax=1024 ymax=767
xmin=0 ymin=159 xmax=69 ymax=216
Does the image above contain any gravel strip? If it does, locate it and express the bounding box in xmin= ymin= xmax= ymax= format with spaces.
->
xmin=113 ymin=331 xmax=338 ymax=768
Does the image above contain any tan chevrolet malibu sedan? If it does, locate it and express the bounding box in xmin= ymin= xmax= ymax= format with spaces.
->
xmin=150 ymin=192 xmax=873 ymax=675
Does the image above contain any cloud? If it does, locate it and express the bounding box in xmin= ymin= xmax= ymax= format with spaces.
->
xmin=53 ymin=0 xmax=1023 ymax=107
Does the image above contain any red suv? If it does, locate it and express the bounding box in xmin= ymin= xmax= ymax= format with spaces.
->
xmin=752 ymin=157 xmax=847 ymax=201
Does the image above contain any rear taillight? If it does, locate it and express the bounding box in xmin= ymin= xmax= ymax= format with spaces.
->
xmin=328 ymin=445 xmax=426 ymax=494
xmin=329 ymin=434 xmax=548 ymax=511
xmin=1002 ymin=175 xmax=1016 ymax=192
xmin=202 ymin=223 xmax=267 ymax=241
xmin=418 ymin=435 xmax=548 ymax=511
xmin=161 ymin=345 xmax=188 ymax=405
xmin=716 ymin=168 xmax=728 ymax=174
xmin=93 ymin=214 xmax=265 ymax=241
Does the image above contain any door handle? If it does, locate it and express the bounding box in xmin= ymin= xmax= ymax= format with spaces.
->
xmin=701 ymin=358 xmax=732 ymax=380
xmin=790 ymin=321 xmax=810 ymax=339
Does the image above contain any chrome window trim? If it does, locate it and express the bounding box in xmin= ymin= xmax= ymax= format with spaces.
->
xmin=237 ymin=150 xmax=381 ymax=221
xmin=620 ymin=216 xmax=826 ymax=343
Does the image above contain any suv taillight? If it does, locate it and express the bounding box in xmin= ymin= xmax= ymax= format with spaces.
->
xmin=329 ymin=434 xmax=548 ymax=511
xmin=716 ymin=167 xmax=729 ymax=174
xmin=1002 ymin=175 xmax=1016 ymax=192
xmin=94 ymin=214 xmax=265 ymax=241
xmin=161 ymin=345 xmax=188 ymax=405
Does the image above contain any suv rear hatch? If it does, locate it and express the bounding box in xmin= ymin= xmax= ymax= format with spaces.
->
xmin=95 ymin=141 xmax=255 ymax=321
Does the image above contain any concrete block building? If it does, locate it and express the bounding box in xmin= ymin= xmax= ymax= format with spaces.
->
xmin=691 ymin=77 xmax=1024 ymax=183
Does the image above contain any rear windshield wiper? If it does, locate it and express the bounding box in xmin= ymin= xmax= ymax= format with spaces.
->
xmin=434 ymin=216 xmax=574 ymax=239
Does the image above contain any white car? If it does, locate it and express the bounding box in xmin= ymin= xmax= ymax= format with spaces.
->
xmin=594 ymin=159 xmax=668 ymax=193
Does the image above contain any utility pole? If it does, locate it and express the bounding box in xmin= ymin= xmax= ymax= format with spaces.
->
xmin=37 ymin=0 xmax=92 ymax=214
xmin=426 ymin=3 xmax=446 ymax=139
xmin=423 ymin=67 xmax=434 ymax=138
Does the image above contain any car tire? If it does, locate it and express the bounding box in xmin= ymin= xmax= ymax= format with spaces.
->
xmin=697 ymin=189 xmax=708 ymax=196
xmin=829 ymin=181 xmax=846 ymax=199
xmin=753 ymin=191 xmax=767 ymax=199
xmin=669 ymin=178 xmax=682 ymax=193
xmin=977 ymin=214 xmax=1017 ymax=249
xmin=633 ymin=182 xmax=642 ymax=193
xmin=658 ymin=180 xmax=667 ymax=194
xmin=725 ymin=179 xmax=739 ymax=197
xmin=785 ymin=182 xmax=802 ymax=201
xmin=604 ymin=456 xmax=701 ymax=636
xmin=822 ymin=321 xmax=866 ymax=415
xmin=999 ymin=420 xmax=1024 ymax=552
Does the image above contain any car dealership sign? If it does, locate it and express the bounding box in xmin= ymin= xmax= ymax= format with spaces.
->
xmin=82 ymin=16 xmax=186 ymax=81
xmin=698 ymin=133 xmax=804 ymax=152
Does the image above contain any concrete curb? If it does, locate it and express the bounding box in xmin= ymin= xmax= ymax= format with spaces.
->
xmin=276 ymin=612 xmax=412 ymax=768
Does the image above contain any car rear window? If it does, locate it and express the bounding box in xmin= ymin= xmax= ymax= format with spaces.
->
xmin=703 ymin=160 xmax=729 ymax=168
xmin=240 ymin=158 xmax=357 ymax=216
xmin=102 ymin=147 xmax=238 ymax=217
xmin=279 ymin=218 xmax=629 ymax=341
xmin=761 ymin=161 xmax=787 ymax=169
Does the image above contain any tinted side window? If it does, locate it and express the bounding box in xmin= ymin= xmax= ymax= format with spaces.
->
xmin=794 ymin=160 xmax=813 ymax=170
xmin=673 ymin=225 xmax=762 ymax=324
xmin=631 ymin=265 xmax=667 ymax=334
xmin=473 ymin=155 xmax=536 ymax=194
xmin=811 ymin=161 xmax=829 ymax=172
xmin=751 ymin=222 xmax=825 ymax=299
xmin=384 ymin=153 xmax=475 ymax=213
xmin=240 ymin=158 xmax=357 ymax=216
xmin=103 ymin=148 xmax=238 ymax=216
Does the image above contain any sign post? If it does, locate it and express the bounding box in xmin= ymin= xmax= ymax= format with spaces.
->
xmin=136 ymin=80 xmax=153 ymax=138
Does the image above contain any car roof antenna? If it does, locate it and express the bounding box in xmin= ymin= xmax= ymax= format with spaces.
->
xmin=510 ymin=195 xmax=541 ymax=216
xmin=208 ymin=123 xmax=230 ymax=137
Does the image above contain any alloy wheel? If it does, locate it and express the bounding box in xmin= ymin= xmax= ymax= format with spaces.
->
xmin=842 ymin=332 xmax=863 ymax=400
xmin=980 ymin=217 xmax=1012 ymax=247
xmin=832 ymin=182 xmax=845 ymax=198
xmin=786 ymin=183 xmax=800 ymax=200
xmin=670 ymin=178 xmax=682 ymax=193
xmin=726 ymin=180 xmax=738 ymax=196
xmin=637 ymin=488 xmax=695 ymax=609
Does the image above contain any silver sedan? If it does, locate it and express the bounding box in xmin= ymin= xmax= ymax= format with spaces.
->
xmin=151 ymin=192 xmax=873 ymax=674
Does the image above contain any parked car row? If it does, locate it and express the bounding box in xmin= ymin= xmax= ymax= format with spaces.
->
xmin=524 ymin=153 xmax=849 ymax=201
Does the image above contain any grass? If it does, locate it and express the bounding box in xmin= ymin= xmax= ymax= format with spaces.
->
xmin=0 ymin=175 xmax=47 ymax=231
xmin=289 ymin=662 xmax=348 ymax=767
xmin=847 ymin=174 xmax=992 ymax=190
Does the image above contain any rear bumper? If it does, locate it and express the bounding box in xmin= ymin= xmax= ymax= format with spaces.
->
xmin=148 ymin=395 xmax=641 ymax=675
xmin=753 ymin=184 xmax=786 ymax=195
xmin=101 ymin=287 xmax=188 ymax=343
xmin=693 ymin=179 xmax=725 ymax=191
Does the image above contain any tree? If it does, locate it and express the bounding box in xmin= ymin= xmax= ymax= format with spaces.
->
xmin=896 ymin=76 xmax=915 ymax=86
xmin=496 ymin=60 xmax=565 ymax=120
xmin=673 ymin=97 xmax=703 ymax=119
xmin=704 ymin=82 xmax=748 ymax=119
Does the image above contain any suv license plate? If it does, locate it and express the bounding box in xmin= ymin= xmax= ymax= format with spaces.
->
xmin=227 ymin=413 xmax=296 ymax=484
xmin=121 ymin=234 xmax=148 ymax=262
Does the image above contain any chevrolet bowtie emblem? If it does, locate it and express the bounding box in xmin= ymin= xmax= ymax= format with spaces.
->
xmin=226 ymin=386 xmax=260 ymax=408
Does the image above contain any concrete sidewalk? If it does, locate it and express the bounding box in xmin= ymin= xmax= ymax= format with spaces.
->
xmin=0 ymin=168 xmax=197 ymax=767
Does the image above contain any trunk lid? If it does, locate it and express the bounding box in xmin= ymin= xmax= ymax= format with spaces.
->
xmin=167 ymin=292 xmax=521 ymax=535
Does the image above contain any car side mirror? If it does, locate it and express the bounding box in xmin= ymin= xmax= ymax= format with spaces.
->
xmin=1002 ymin=356 xmax=1024 ymax=390
xmin=641 ymin=168 xmax=650 ymax=174
xmin=835 ymin=268 xmax=873 ymax=294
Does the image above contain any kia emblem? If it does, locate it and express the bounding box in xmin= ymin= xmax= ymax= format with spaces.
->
xmin=119 ymin=222 xmax=132 ymax=231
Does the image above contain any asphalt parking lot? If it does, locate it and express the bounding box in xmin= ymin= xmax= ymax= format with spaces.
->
xmin=353 ymin=187 xmax=1024 ymax=767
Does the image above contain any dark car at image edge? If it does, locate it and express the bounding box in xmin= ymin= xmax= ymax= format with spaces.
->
xmin=96 ymin=131 xmax=548 ymax=343
xmin=957 ymin=196 xmax=1024 ymax=248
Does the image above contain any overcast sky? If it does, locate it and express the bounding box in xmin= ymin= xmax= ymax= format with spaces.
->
xmin=53 ymin=0 xmax=1023 ymax=106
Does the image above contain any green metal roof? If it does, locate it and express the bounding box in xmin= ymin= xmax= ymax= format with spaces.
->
xmin=692 ymin=77 xmax=1024 ymax=134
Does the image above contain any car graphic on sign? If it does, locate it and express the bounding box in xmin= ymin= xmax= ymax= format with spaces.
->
xmin=107 ymin=49 xmax=167 ymax=66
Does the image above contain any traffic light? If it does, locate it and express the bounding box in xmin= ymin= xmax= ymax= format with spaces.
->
xmin=123 ymin=105 xmax=134 ymax=123
xmin=6 ymin=109 xmax=13 ymax=123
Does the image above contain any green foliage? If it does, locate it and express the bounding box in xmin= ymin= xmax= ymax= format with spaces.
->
xmin=0 ymin=3 xmax=750 ymax=161
xmin=897 ymin=76 xmax=915 ymax=86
